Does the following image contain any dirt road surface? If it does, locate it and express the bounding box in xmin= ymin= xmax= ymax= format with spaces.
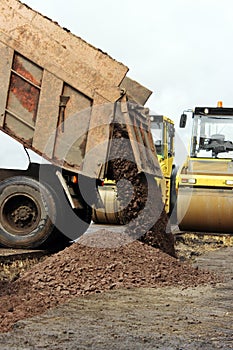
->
xmin=0 ymin=225 xmax=232 ymax=350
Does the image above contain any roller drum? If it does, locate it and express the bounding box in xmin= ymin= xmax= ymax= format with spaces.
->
xmin=177 ymin=187 xmax=233 ymax=233
xmin=92 ymin=186 xmax=122 ymax=224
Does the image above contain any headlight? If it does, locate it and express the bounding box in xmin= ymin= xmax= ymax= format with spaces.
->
xmin=181 ymin=178 xmax=196 ymax=184
xmin=225 ymin=180 xmax=233 ymax=185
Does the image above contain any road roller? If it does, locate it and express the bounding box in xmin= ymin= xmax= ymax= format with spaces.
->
xmin=177 ymin=102 xmax=233 ymax=233
xmin=92 ymin=115 xmax=177 ymax=224
xmin=150 ymin=115 xmax=177 ymax=216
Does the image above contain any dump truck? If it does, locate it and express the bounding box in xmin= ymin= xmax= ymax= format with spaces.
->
xmin=92 ymin=114 xmax=177 ymax=224
xmin=0 ymin=0 xmax=163 ymax=249
xmin=177 ymin=102 xmax=233 ymax=233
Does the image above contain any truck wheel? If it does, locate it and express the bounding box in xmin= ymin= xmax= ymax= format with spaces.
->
xmin=0 ymin=176 xmax=56 ymax=249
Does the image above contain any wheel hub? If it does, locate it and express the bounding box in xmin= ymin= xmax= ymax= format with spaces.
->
xmin=12 ymin=205 xmax=35 ymax=224
xmin=1 ymin=194 xmax=40 ymax=234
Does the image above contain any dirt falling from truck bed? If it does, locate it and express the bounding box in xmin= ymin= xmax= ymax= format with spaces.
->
xmin=108 ymin=123 xmax=175 ymax=257
xmin=0 ymin=236 xmax=221 ymax=333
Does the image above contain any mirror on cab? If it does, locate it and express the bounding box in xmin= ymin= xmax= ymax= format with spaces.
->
xmin=179 ymin=113 xmax=187 ymax=128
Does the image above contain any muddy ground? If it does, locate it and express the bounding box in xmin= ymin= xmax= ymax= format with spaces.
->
xmin=0 ymin=226 xmax=232 ymax=350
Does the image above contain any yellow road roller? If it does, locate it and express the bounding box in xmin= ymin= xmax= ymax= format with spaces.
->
xmin=92 ymin=115 xmax=177 ymax=224
xmin=150 ymin=115 xmax=177 ymax=216
xmin=177 ymin=102 xmax=233 ymax=233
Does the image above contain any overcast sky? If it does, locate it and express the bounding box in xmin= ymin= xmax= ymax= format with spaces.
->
xmin=2 ymin=0 xmax=233 ymax=167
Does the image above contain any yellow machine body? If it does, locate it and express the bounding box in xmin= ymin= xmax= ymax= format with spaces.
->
xmin=153 ymin=116 xmax=175 ymax=214
xmin=177 ymin=105 xmax=233 ymax=233
xmin=177 ymin=157 xmax=233 ymax=232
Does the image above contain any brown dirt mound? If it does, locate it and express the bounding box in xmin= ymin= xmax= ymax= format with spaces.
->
xmin=0 ymin=231 xmax=221 ymax=333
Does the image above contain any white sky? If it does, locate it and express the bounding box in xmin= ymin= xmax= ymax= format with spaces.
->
xmin=1 ymin=0 xmax=233 ymax=167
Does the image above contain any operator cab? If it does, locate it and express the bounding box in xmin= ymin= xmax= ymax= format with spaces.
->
xmin=181 ymin=105 xmax=233 ymax=159
xmin=150 ymin=115 xmax=175 ymax=158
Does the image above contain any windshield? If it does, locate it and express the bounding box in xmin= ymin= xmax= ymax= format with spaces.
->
xmin=151 ymin=121 xmax=163 ymax=156
xmin=191 ymin=114 xmax=233 ymax=158
xmin=151 ymin=119 xmax=175 ymax=157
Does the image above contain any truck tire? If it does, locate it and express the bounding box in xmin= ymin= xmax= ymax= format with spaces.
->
xmin=0 ymin=176 xmax=57 ymax=249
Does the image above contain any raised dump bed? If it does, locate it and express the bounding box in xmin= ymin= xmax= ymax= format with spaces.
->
xmin=0 ymin=0 xmax=158 ymax=178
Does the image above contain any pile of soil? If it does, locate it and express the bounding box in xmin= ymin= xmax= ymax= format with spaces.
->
xmin=0 ymin=231 xmax=221 ymax=333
